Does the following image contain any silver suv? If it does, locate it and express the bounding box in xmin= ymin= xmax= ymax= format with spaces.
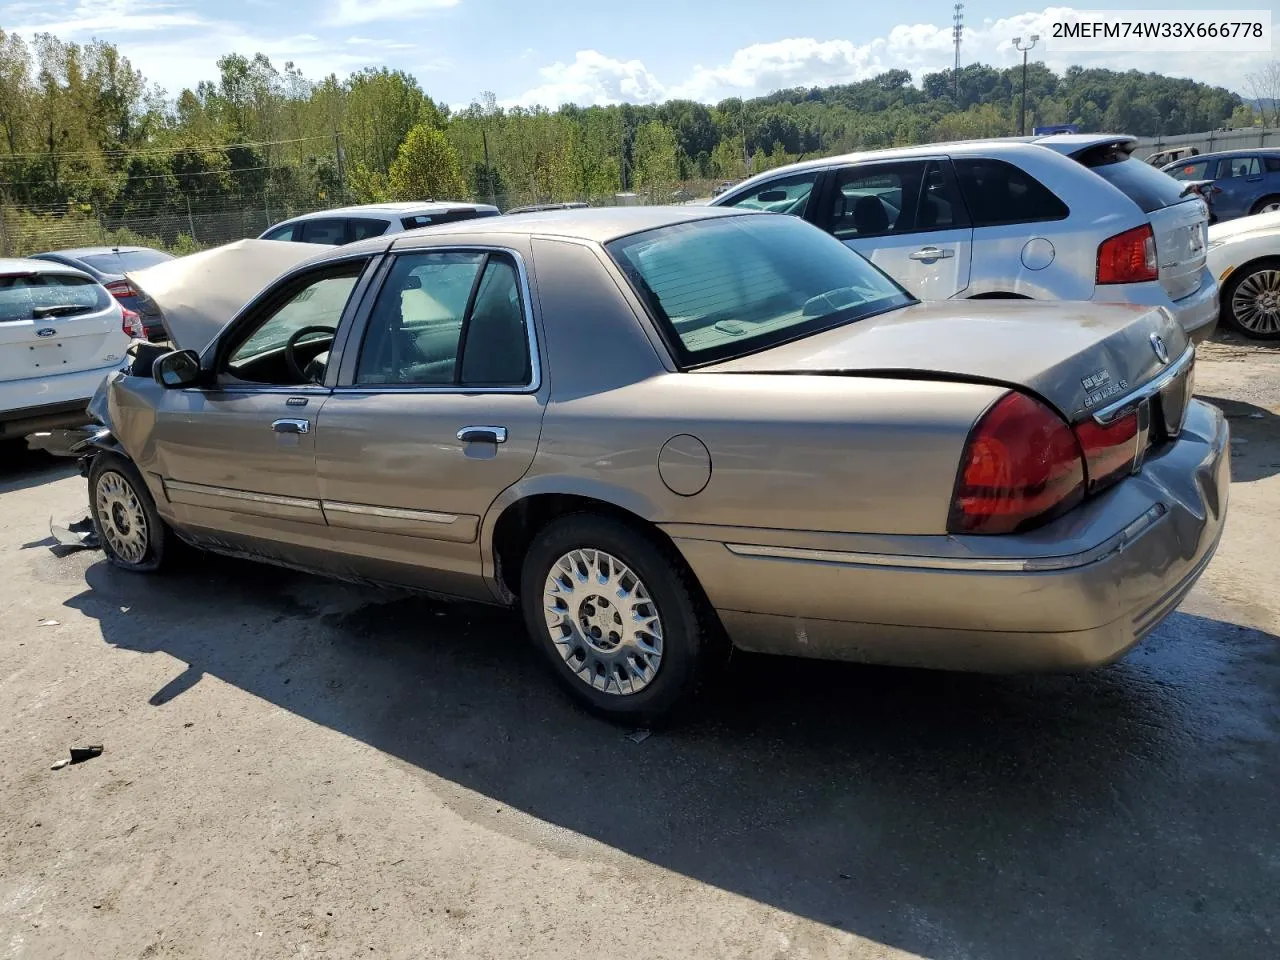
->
xmin=710 ymin=135 xmax=1217 ymax=341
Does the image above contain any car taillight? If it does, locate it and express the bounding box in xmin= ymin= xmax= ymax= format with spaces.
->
xmin=121 ymin=307 xmax=144 ymax=339
xmin=948 ymin=392 xmax=1085 ymax=535
xmin=1074 ymin=410 xmax=1140 ymax=493
xmin=105 ymin=279 xmax=137 ymax=299
xmin=1096 ymin=224 xmax=1157 ymax=284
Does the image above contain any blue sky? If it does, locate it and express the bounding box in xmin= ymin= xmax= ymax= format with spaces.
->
xmin=3 ymin=1 xmax=1276 ymax=107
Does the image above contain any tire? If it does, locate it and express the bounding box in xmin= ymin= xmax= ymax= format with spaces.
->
xmin=519 ymin=513 xmax=722 ymax=725
xmin=1221 ymin=259 xmax=1280 ymax=340
xmin=1251 ymin=196 xmax=1280 ymax=216
xmin=88 ymin=452 xmax=173 ymax=572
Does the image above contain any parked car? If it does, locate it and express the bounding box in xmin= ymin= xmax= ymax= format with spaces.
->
xmin=0 ymin=258 xmax=133 ymax=439
xmin=1203 ymin=209 xmax=1280 ymax=338
xmin=710 ymin=134 xmax=1218 ymax=342
xmin=260 ymin=202 xmax=500 ymax=245
xmin=506 ymin=202 xmax=589 ymax=214
xmin=1146 ymin=145 xmax=1200 ymax=168
xmin=89 ymin=208 xmax=1227 ymax=723
xmin=28 ymin=246 xmax=174 ymax=341
xmin=1161 ymin=149 xmax=1280 ymax=223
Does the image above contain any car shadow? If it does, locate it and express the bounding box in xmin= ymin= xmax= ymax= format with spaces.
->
xmin=65 ymin=555 xmax=1280 ymax=960
xmin=1199 ymin=394 xmax=1280 ymax=482
xmin=0 ymin=443 xmax=77 ymax=494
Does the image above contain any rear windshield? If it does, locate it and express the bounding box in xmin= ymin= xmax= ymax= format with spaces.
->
xmin=401 ymin=209 xmax=497 ymax=230
xmin=607 ymin=214 xmax=913 ymax=366
xmin=0 ymin=272 xmax=110 ymax=322
xmin=1076 ymin=146 xmax=1192 ymax=213
xmin=80 ymin=249 xmax=173 ymax=273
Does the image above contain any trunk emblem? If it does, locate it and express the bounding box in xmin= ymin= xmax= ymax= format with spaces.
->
xmin=1150 ymin=333 xmax=1170 ymax=365
xmin=36 ymin=328 xmax=56 ymax=338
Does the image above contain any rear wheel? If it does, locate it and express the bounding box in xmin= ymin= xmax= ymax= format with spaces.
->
xmin=89 ymin=452 xmax=173 ymax=572
xmin=1251 ymin=196 xmax=1280 ymax=216
xmin=1222 ymin=259 xmax=1280 ymax=340
xmin=519 ymin=513 xmax=721 ymax=725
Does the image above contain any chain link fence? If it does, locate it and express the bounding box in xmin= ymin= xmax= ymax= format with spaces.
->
xmin=0 ymin=179 xmax=720 ymax=259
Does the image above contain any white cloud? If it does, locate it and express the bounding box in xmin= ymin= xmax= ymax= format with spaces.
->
xmin=503 ymin=50 xmax=667 ymax=108
xmin=511 ymin=7 xmax=1266 ymax=108
xmin=328 ymin=0 xmax=458 ymax=27
xmin=6 ymin=0 xmax=209 ymax=35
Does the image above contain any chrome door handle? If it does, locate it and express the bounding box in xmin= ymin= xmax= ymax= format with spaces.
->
xmin=272 ymin=418 xmax=310 ymax=435
xmin=909 ymin=246 xmax=955 ymax=261
xmin=457 ymin=425 xmax=507 ymax=444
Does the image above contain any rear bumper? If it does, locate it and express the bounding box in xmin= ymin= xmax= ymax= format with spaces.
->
xmin=0 ymin=365 xmax=118 ymax=437
xmin=667 ymin=400 xmax=1229 ymax=672
xmin=1095 ymin=269 xmax=1219 ymax=342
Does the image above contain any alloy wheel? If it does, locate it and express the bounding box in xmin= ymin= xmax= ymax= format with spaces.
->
xmin=1232 ymin=269 xmax=1280 ymax=335
xmin=95 ymin=470 xmax=150 ymax=565
xmin=542 ymin=548 xmax=664 ymax=696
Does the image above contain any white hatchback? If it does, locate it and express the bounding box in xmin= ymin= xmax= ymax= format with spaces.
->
xmin=0 ymin=258 xmax=132 ymax=439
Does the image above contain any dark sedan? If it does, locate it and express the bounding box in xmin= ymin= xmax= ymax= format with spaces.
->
xmin=28 ymin=246 xmax=174 ymax=341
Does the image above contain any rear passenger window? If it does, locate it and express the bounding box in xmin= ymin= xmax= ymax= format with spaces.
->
xmin=349 ymin=219 xmax=390 ymax=241
xmin=1266 ymin=157 xmax=1280 ymax=173
xmin=355 ymin=252 xmax=530 ymax=387
xmin=952 ymin=158 xmax=1069 ymax=226
xmin=1220 ymin=157 xmax=1261 ymax=178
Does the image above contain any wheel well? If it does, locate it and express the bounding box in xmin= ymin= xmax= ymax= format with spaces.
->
xmin=1251 ymin=195 xmax=1280 ymax=213
xmin=491 ymin=493 xmax=676 ymax=598
xmin=967 ymin=291 xmax=1032 ymax=300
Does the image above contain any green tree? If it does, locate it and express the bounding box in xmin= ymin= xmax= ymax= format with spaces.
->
xmin=632 ymin=120 xmax=679 ymax=191
xmin=388 ymin=123 xmax=467 ymax=201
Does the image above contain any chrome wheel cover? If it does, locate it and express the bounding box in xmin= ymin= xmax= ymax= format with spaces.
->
xmin=95 ymin=470 xmax=150 ymax=565
xmin=1259 ymin=201 xmax=1280 ymax=213
xmin=542 ymin=548 xmax=664 ymax=696
xmin=1233 ymin=268 xmax=1280 ymax=335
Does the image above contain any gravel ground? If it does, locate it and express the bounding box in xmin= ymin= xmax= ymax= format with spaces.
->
xmin=1 ymin=335 xmax=1278 ymax=960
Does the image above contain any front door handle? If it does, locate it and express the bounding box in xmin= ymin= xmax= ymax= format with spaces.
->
xmin=909 ymin=246 xmax=955 ymax=261
xmin=272 ymin=418 xmax=310 ymax=435
xmin=457 ymin=425 xmax=508 ymax=444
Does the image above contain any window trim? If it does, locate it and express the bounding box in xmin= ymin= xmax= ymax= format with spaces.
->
xmin=819 ymin=158 xmax=972 ymax=240
xmin=334 ymin=244 xmax=542 ymax=395
xmin=950 ymin=155 xmax=1071 ymax=228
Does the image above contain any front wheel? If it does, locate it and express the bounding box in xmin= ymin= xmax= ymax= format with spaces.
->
xmin=88 ymin=452 xmax=173 ymax=572
xmin=1222 ymin=260 xmax=1280 ymax=340
xmin=519 ymin=514 xmax=721 ymax=725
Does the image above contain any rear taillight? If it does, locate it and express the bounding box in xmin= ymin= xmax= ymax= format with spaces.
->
xmin=1074 ymin=410 xmax=1140 ymax=493
xmin=105 ymin=279 xmax=137 ymax=299
xmin=1097 ymin=224 xmax=1157 ymax=284
xmin=948 ymin=392 xmax=1085 ymax=535
xmin=121 ymin=307 xmax=144 ymax=339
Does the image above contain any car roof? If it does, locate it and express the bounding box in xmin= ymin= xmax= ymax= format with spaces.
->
xmin=30 ymin=246 xmax=156 ymax=258
xmin=1163 ymin=148 xmax=1280 ymax=162
xmin=273 ymin=202 xmax=499 ymax=225
xmin=298 ymin=205 xmax=755 ymax=264
xmin=0 ymin=256 xmax=94 ymax=277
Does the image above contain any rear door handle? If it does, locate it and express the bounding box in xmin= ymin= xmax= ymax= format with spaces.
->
xmin=457 ymin=425 xmax=507 ymax=444
xmin=909 ymin=246 xmax=955 ymax=261
xmin=272 ymin=418 xmax=310 ymax=435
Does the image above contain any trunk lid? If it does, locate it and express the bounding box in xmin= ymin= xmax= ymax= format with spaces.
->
xmin=702 ymin=299 xmax=1189 ymax=423
xmin=1147 ymin=198 xmax=1209 ymax=301
xmin=0 ymin=269 xmax=126 ymax=382
xmin=126 ymin=239 xmax=335 ymax=351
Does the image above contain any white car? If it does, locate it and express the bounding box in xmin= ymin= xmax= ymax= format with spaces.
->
xmin=1207 ymin=210 xmax=1280 ymax=338
xmin=0 ymin=258 xmax=133 ymax=439
xmin=259 ymin=202 xmax=500 ymax=245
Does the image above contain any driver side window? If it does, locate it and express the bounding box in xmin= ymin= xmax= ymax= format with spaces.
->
xmin=225 ymin=265 xmax=363 ymax=385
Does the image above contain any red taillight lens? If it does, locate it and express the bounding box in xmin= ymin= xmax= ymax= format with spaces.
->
xmin=1074 ymin=411 xmax=1140 ymax=493
xmin=121 ymin=307 xmax=143 ymax=339
xmin=105 ymin=279 xmax=137 ymax=299
xmin=1096 ymin=224 xmax=1157 ymax=284
xmin=949 ymin=392 xmax=1085 ymax=535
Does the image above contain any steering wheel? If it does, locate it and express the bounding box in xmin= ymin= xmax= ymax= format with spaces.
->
xmin=284 ymin=325 xmax=336 ymax=383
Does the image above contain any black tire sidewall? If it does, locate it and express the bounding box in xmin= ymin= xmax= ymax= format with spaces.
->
xmin=89 ymin=452 xmax=168 ymax=572
xmin=519 ymin=514 xmax=707 ymax=724
xmin=1223 ymin=260 xmax=1280 ymax=340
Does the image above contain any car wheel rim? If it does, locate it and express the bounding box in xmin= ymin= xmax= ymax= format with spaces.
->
xmin=1262 ymin=202 xmax=1280 ymax=213
xmin=542 ymin=548 xmax=664 ymax=696
xmin=1233 ymin=269 xmax=1280 ymax=335
xmin=96 ymin=470 xmax=149 ymax=564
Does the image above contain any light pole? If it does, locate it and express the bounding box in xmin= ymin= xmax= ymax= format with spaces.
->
xmin=1008 ymin=37 xmax=1039 ymax=136
xmin=1013 ymin=35 xmax=1039 ymax=136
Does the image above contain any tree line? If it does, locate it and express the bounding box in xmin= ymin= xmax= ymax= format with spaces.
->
xmin=0 ymin=28 xmax=1251 ymax=225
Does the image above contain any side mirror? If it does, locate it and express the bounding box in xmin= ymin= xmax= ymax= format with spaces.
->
xmin=153 ymin=349 xmax=202 ymax=389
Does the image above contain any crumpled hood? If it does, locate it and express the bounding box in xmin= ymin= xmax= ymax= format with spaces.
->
xmin=1208 ymin=210 xmax=1280 ymax=244
xmin=125 ymin=239 xmax=333 ymax=351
